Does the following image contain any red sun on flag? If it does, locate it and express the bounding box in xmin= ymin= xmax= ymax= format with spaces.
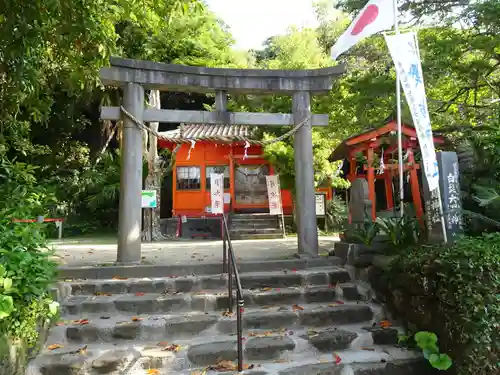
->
xmin=351 ymin=4 xmax=379 ymax=35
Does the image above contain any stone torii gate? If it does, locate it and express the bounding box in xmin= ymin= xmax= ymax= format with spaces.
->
xmin=100 ymin=57 xmax=345 ymax=264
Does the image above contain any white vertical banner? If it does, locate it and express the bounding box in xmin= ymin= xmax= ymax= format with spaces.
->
xmin=266 ymin=175 xmax=282 ymax=215
xmin=210 ymin=173 xmax=224 ymax=214
xmin=384 ymin=31 xmax=440 ymax=191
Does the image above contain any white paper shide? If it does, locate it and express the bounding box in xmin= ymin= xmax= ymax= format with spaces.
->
xmin=210 ymin=173 xmax=224 ymax=214
xmin=265 ymin=175 xmax=282 ymax=215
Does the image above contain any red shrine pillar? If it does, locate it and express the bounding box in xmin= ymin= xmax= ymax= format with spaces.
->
xmin=366 ymin=147 xmax=376 ymax=221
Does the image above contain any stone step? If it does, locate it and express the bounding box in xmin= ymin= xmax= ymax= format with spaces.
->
xmin=231 ymin=233 xmax=285 ymax=240
xmin=28 ymin=339 xmax=425 ymax=375
xmin=60 ymin=283 xmax=366 ymax=316
xmin=60 ymin=267 xmax=351 ymax=298
xmin=51 ymin=302 xmax=380 ymax=344
xmin=231 ymin=213 xmax=279 ymax=220
xmin=57 ymin=257 xmax=343 ymax=281
xmin=229 ymin=227 xmax=282 ymax=235
xmin=231 ymin=221 xmax=281 ymax=229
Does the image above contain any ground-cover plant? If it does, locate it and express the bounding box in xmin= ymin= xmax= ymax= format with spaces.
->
xmin=376 ymin=214 xmax=421 ymax=251
xmin=371 ymin=233 xmax=500 ymax=375
xmin=343 ymin=220 xmax=380 ymax=245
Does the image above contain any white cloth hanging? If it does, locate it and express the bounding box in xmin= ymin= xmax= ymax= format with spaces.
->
xmin=187 ymin=140 xmax=196 ymax=160
xmin=243 ymin=141 xmax=250 ymax=160
xmin=377 ymin=149 xmax=385 ymax=175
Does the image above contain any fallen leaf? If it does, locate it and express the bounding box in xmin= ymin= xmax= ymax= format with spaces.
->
xmin=132 ymin=316 xmax=143 ymax=322
xmin=292 ymin=304 xmax=304 ymax=311
xmin=55 ymin=321 xmax=65 ymax=326
xmin=68 ymin=345 xmax=88 ymax=355
xmin=157 ymin=341 xmax=169 ymax=346
xmin=135 ymin=292 xmax=145 ymax=297
xmin=47 ymin=344 xmax=64 ymax=351
xmin=95 ymin=292 xmax=112 ymax=296
xmin=146 ymin=370 xmax=160 ymax=375
xmin=72 ymin=319 xmax=90 ymax=325
xmin=361 ymin=347 xmax=376 ymax=351
xmin=162 ymin=344 xmax=181 ymax=352
xmin=335 ymin=300 xmax=345 ymax=305
xmin=379 ymin=320 xmax=392 ymax=328
xmin=291 ymin=268 xmax=297 ymax=272
xmin=334 ymin=353 xmax=342 ymax=364
xmin=112 ymin=276 xmax=128 ymax=280
xmin=222 ymin=311 xmax=233 ymax=317
xmin=261 ymin=287 xmax=272 ymax=292
xmin=328 ymin=303 xmax=338 ymax=307
xmin=273 ymin=359 xmax=288 ymax=363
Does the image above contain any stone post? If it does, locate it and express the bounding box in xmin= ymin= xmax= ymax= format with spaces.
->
xmin=293 ymin=91 xmax=319 ymax=256
xmin=117 ymin=82 xmax=144 ymax=264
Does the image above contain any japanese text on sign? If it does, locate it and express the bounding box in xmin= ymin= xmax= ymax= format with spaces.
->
xmin=266 ymin=175 xmax=282 ymax=215
xmin=210 ymin=173 xmax=224 ymax=214
xmin=385 ymin=31 xmax=440 ymax=191
xmin=446 ymin=162 xmax=463 ymax=229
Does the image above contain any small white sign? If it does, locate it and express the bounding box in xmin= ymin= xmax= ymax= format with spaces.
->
xmin=210 ymin=173 xmax=224 ymax=214
xmin=223 ymin=193 xmax=231 ymax=204
xmin=266 ymin=175 xmax=282 ymax=215
xmin=181 ymin=215 xmax=187 ymax=223
xmin=141 ymin=190 xmax=157 ymax=208
xmin=315 ymin=193 xmax=326 ymax=216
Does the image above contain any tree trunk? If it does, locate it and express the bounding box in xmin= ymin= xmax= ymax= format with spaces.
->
xmin=142 ymin=90 xmax=167 ymax=241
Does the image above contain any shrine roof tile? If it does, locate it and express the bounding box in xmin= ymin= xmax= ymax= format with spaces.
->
xmin=159 ymin=124 xmax=257 ymax=141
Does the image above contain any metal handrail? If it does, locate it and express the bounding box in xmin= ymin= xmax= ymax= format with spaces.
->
xmin=221 ymin=214 xmax=244 ymax=372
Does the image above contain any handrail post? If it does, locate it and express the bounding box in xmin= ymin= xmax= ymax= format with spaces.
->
xmin=222 ymin=217 xmax=227 ymax=273
xmin=227 ymin=250 xmax=233 ymax=314
xmin=236 ymin=293 xmax=244 ymax=371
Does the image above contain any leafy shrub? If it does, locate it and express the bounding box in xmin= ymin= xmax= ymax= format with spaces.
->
xmin=372 ymin=234 xmax=500 ymax=375
xmin=325 ymin=195 xmax=348 ymax=232
xmin=376 ymin=215 xmax=421 ymax=250
xmin=344 ymin=220 xmax=379 ymax=245
xmin=0 ymin=155 xmax=59 ymax=372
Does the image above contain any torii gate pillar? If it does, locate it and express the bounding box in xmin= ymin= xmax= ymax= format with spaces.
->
xmin=117 ymin=83 xmax=144 ymax=264
xmin=100 ymin=57 xmax=345 ymax=263
xmin=293 ymin=91 xmax=318 ymax=256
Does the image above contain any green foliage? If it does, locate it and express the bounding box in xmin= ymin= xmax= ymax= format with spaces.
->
xmin=415 ymin=331 xmax=453 ymax=371
xmin=376 ymin=215 xmax=420 ymax=250
xmin=0 ymin=0 xmax=244 ymax=233
xmin=384 ymin=234 xmax=500 ymax=375
xmin=0 ymin=153 xmax=58 ymax=361
xmin=344 ymin=221 xmax=379 ymax=245
xmin=325 ymin=196 xmax=348 ymax=232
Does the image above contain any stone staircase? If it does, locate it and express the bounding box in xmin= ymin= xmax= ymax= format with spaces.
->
xmin=28 ymin=258 xmax=428 ymax=375
xmin=229 ymin=214 xmax=284 ymax=240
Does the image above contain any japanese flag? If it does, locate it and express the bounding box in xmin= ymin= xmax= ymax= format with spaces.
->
xmin=331 ymin=0 xmax=396 ymax=60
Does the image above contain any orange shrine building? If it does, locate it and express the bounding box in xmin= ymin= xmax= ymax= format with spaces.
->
xmin=158 ymin=124 xmax=332 ymax=238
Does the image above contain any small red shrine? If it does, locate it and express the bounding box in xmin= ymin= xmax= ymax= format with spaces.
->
xmin=329 ymin=121 xmax=446 ymax=222
xmin=158 ymin=124 xmax=332 ymax=218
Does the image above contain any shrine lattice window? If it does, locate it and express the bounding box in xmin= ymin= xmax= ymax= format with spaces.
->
xmin=176 ymin=166 xmax=201 ymax=190
xmin=206 ymin=166 xmax=230 ymax=189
